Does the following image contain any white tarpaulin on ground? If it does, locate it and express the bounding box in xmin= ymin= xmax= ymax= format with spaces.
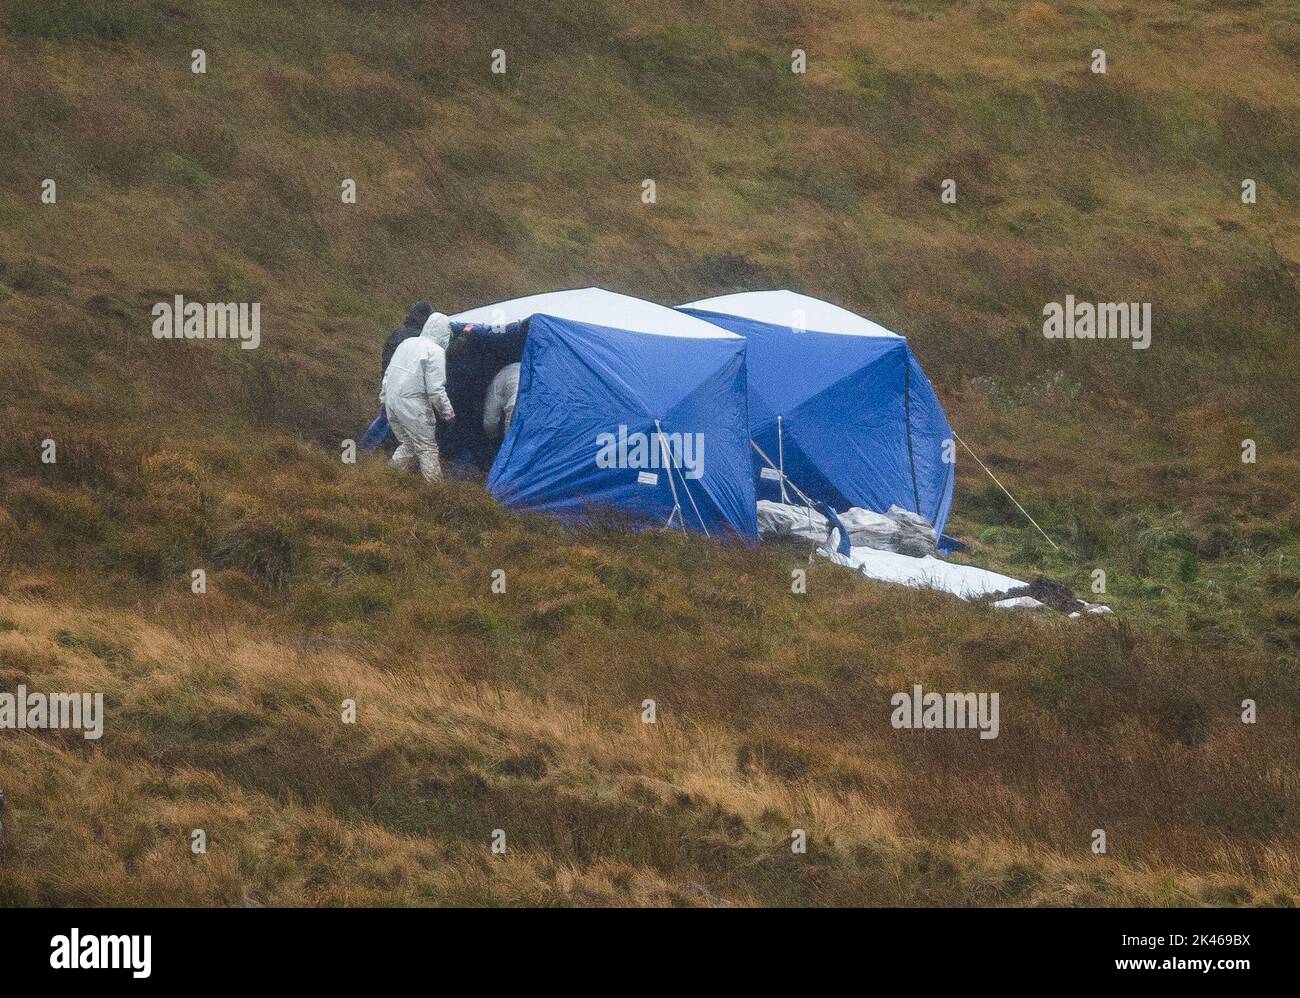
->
xmin=759 ymin=498 xmax=1023 ymax=599
xmin=994 ymin=595 xmax=1045 ymax=610
xmin=757 ymin=500 xmax=938 ymax=557
xmin=819 ymin=545 xmax=1025 ymax=600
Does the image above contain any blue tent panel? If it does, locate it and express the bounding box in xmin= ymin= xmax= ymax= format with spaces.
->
xmin=903 ymin=348 xmax=954 ymax=534
xmin=487 ymin=314 xmax=757 ymax=539
xmin=679 ymin=304 xmax=954 ymax=537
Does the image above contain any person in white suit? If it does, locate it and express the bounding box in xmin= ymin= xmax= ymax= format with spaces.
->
xmin=482 ymin=362 xmax=520 ymax=441
xmin=381 ymin=312 xmax=456 ymax=482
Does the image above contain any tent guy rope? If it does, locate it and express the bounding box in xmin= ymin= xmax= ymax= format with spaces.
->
xmin=950 ymin=430 xmax=1060 ymax=551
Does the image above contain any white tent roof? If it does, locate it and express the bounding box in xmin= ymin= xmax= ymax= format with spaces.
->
xmin=452 ymin=287 xmax=740 ymax=339
xmin=680 ymin=289 xmax=902 ymax=338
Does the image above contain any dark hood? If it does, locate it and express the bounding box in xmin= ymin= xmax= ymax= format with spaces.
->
xmin=404 ymin=301 xmax=433 ymax=329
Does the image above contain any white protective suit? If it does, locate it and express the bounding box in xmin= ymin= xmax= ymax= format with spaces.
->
xmin=382 ymin=312 xmax=455 ymax=482
xmin=482 ymin=362 xmax=520 ymax=440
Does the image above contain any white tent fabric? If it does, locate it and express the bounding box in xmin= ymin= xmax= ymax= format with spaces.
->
xmin=453 ymin=287 xmax=739 ymax=340
xmin=820 ymin=545 xmax=1024 ymax=600
xmin=680 ymin=289 xmax=902 ymax=338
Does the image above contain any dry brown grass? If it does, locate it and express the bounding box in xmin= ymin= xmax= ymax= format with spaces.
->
xmin=0 ymin=444 xmax=1295 ymax=907
xmin=0 ymin=562 xmax=1295 ymax=907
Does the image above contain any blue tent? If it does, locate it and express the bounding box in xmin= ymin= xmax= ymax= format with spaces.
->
xmin=678 ymin=290 xmax=954 ymax=536
xmin=451 ymin=289 xmax=757 ymax=539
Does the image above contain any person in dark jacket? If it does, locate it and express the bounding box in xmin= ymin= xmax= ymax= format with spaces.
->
xmin=382 ymin=301 xmax=434 ymax=383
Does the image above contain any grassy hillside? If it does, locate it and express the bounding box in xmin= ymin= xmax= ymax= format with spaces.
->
xmin=0 ymin=0 xmax=1297 ymax=905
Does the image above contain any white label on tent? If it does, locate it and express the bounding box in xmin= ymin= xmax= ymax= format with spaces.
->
xmin=637 ymin=471 xmax=659 ymax=486
xmin=760 ymin=467 xmax=782 ymax=481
